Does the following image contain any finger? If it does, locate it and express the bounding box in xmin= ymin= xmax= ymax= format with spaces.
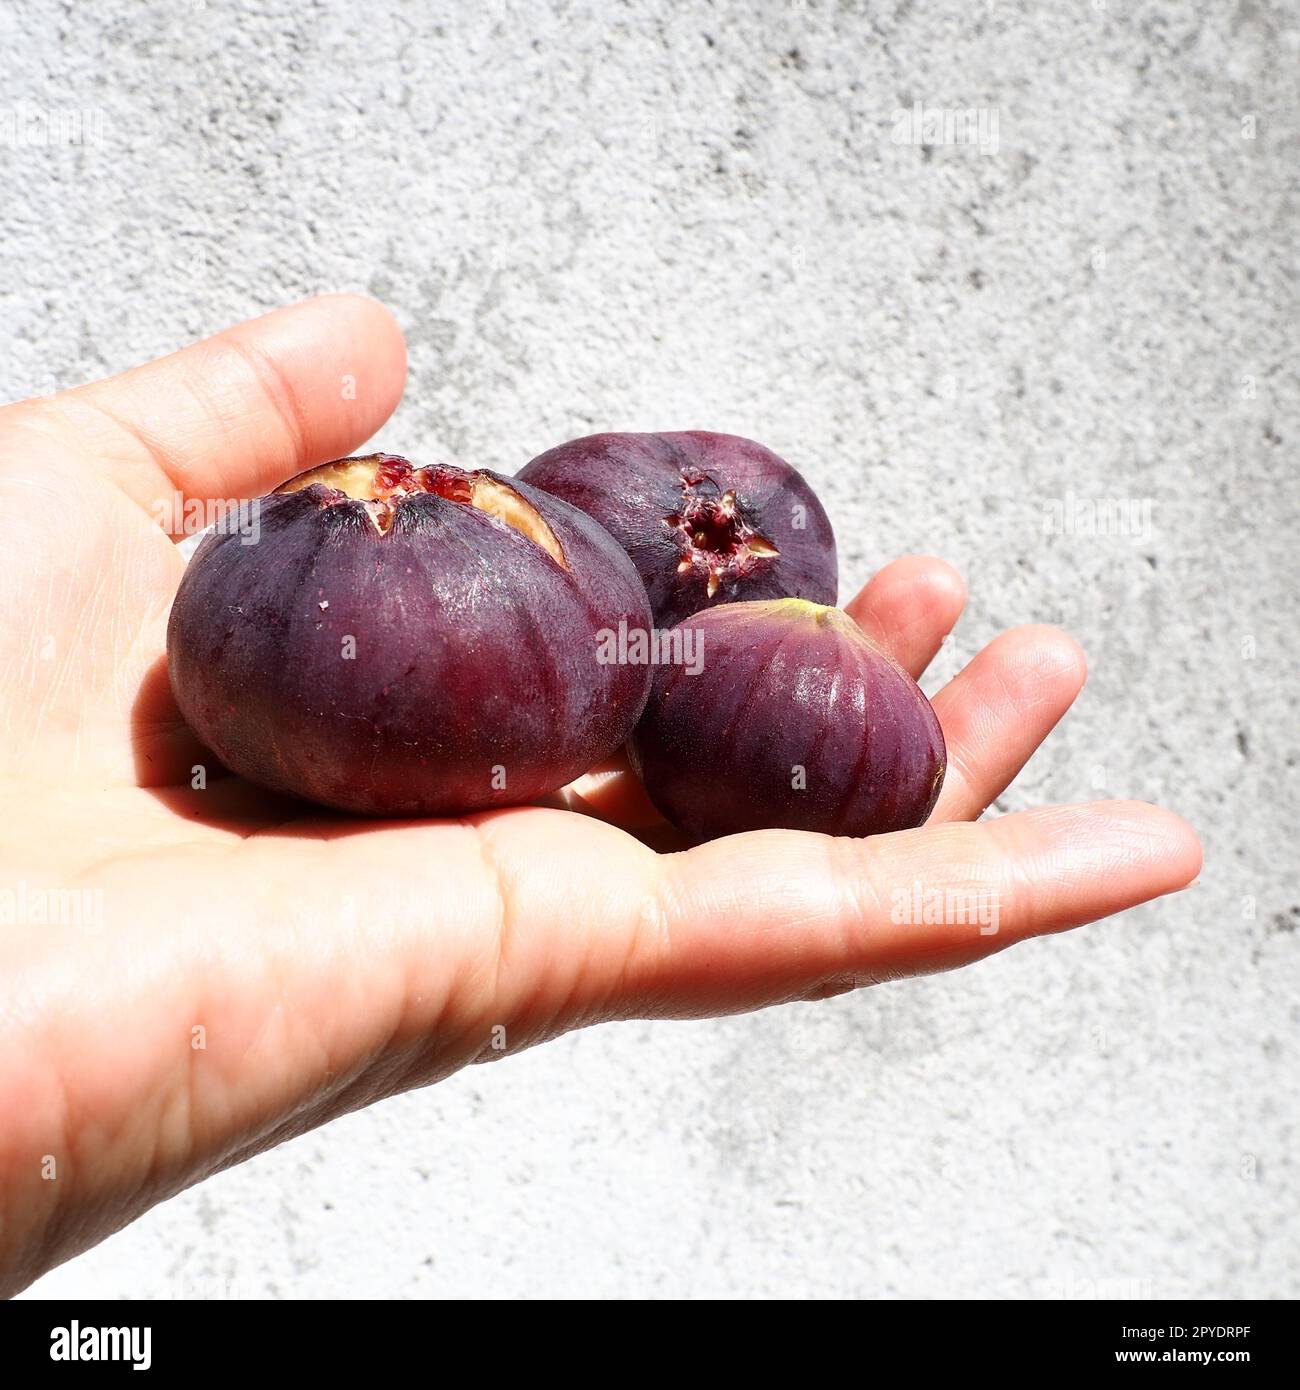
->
xmin=5 ymin=294 xmax=407 ymax=535
xmin=930 ymin=624 xmax=1088 ymax=823
xmin=606 ymin=801 xmax=1201 ymax=1019
xmin=843 ymin=554 xmax=966 ymax=679
xmin=554 ymin=749 xmax=667 ymax=831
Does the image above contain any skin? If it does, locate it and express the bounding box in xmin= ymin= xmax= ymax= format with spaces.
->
xmin=0 ymin=295 xmax=1202 ymax=1297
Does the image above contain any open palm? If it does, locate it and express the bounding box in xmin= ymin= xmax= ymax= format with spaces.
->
xmin=0 ymin=295 xmax=1200 ymax=1295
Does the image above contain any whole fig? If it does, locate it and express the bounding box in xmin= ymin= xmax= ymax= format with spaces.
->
xmin=167 ymin=454 xmax=653 ymax=816
xmin=630 ymin=598 xmax=945 ymax=843
xmin=517 ymin=431 xmax=837 ymax=629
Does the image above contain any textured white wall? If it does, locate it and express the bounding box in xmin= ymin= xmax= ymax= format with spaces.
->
xmin=7 ymin=0 xmax=1296 ymax=1298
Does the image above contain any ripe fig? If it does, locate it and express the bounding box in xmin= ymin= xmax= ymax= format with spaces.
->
xmin=516 ymin=431 xmax=837 ymax=629
xmin=167 ymin=454 xmax=653 ymax=816
xmin=629 ymin=599 xmax=945 ymax=843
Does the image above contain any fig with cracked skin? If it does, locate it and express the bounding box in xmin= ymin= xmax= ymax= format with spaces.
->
xmin=516 ymin=431 xmax=837 ymax=629
xmin=629 ymin=598 xmax=946 ymax=844
xmin=167 ymin=454 xmax=653 ymax=816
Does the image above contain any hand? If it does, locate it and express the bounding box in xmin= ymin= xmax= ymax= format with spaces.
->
xmin=0 ymin=296 xmax=1201 ymax=1295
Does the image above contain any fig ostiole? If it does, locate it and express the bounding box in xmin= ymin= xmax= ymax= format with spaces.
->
xmin=167 ymin=454 xmax=654 ymax=816
xmin=629 ymin=598 xmax=946 ymax=844
xmin=516 ymin=431 xmax=838 ymax=629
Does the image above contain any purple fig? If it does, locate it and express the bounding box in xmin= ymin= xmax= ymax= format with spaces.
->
xmin=629 ymin=599 xmax=946 ymax=843
xmin=516 ymin=431 xmax=837 ymax=629
xmin=167 ymin=454 xmax=653 ymax=816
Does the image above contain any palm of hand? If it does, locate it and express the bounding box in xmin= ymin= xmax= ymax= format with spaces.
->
xmin=0 ymin=296 xmax=1200 ymax=1294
